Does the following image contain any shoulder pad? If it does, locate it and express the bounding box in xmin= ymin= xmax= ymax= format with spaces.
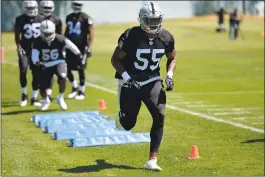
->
xmin=158 ymin=29 xmax=174 ymax=45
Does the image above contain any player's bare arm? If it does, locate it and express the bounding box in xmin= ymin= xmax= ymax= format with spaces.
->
xmin=14 ymin=18 xmax=24 ymax=54
xmin=88 ymin=24 xmax=94 ymax=49
xmin=111 ymin=47 xmax=128 ymax=79
xmin=165 ymin=49 xmax=177 ymax=91
xmin=166 ymin=49 xmax=177 ymax=76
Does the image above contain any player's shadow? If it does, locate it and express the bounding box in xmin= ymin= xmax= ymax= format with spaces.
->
xmin=57 ymin=159 xmax=143 ymax=173
xmin=1 ymin=101 xmax=20 ymax=108
xmin=1 ymin=109 xmax=57 ymax=115
xmin=241 ymin=139 xmax=265 ymax=143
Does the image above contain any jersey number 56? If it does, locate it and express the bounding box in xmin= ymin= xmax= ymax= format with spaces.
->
xmin=42 ymin=49 xmax=59 ymax=61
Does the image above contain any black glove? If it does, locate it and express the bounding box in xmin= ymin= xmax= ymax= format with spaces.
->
xmin=123 ymin=78 xmax=140 ymax=90
xmin=85 ymin=46 xmax=92 ymax=58
xmin=165 ymin=76 xmax=174 ymax=91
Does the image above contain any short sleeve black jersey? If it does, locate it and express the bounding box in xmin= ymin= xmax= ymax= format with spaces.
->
xmin=64 ymin=12 xmax=93 ymax=47
xmin=115 ymin=26 xmax=175 ymax=82
xmin=41 ymin=14 xmax=62 ymax=34
xmin=32 ymin=34 xmax=66 ymax=63
xmin=14 ymin=14 xmax=44 ymax=49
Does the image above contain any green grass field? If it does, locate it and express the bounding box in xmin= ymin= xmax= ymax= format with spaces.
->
xmin=1 ymin=16 xmax=264 ymax=176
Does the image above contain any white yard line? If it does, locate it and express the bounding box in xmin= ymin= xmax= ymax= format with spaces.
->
xmin=208 ymin=108 xmax=264 ymax=111
xmin=232 ymin=116 xmax=264 ymax=120
xmin=85 ymin=82 xmax=264 ymax=134
xmin=168 ymin=90 xmax=264 ymax=96
xmin=172 ymin=101 xmax=204 ymax=105
xmin=213 ymin=111 xmax=250 ymax=116
xmin=186 ymin=104 xmax=217 ymax=108
xmin=252 ymin=122 xmax=264 ymax=125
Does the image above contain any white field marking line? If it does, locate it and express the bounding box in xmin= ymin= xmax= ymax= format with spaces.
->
xmin=173 ymin=99 xmax=185 ymax=102
xmin=85 ymin=82 xmax=264 ymax=134
xmin=172 ymin=101 xmax=205 ymax=105
xmin=252 ymin=122 xmax=264 ymax=125
xmin=186 ymin=104 xmax=217 ymax=108
xmin=168 ymin=90 xmax=264 ymax=96
xmin=213 ymin=111 xmax=250 ymax=116
xmin=232 ymin=116 xmax=264 ymax=120
xmin=208 ymin=108 xmax=264 ymax=111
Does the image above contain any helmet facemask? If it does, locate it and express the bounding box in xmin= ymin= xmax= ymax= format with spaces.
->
xmin=139 ymin=15 xmax=163 ymax=34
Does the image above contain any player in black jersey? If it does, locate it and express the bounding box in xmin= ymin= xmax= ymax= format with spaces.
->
xmin=39 ymin=0 xmax=63 ymax=101
xmin=14 ymin=0 xmax=43 ymax=107
xmin=32 ymin=20 xmax=82 ymax=111
xmin=111 ymin=2 xmax=177 ymax=171
xmin=65 ymin=1 xmax=94 ymax=100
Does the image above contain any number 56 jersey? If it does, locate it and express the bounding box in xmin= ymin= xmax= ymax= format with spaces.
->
xmin=115 ymin=26 xmax=175 ymax=83
xmin=32 ymin=34 xmax=66 ymax=63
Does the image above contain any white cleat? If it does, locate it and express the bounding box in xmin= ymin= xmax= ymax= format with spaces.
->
xmin=57 ymin=96 xmax=67 ymax=110
xmin=19 ymin=100 xmax=27 ymax=107
xmin=75 ymin=92 xmax=85 ymax=100
xmin=67 ymin=87 xmax=78 ymax=99
xmin=143 ymin=157 xmax=162 ymax=171
xmin=41 ymin=100 xmax=50 ymax=111
xmin=19 ymin=93 xmax=28 ymax=107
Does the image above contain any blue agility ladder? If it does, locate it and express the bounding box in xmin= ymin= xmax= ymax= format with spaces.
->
xmin=68 ymin=133 xmax=151 ymax=147
xmin=52 ymin=128 xmax=132 ymax=140
xmin=31 ymin=111 xmax=151 ymax=147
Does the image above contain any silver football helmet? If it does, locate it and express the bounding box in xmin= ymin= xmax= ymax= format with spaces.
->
xmin=40 ymin=1 xmax=55 ymax=17
xmin=138 ymin=2 xmax=164 ymax=34
xmin=40 ymin=20 xmax=56 ymax=43
xmin=23 ymin=0 xmax=38 ymax=17
xmin=72 ymin=1 xmax=84 ymax=13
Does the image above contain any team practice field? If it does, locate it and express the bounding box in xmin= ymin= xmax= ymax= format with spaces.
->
xmin=1 ymin=15 xmax=264 ymax=176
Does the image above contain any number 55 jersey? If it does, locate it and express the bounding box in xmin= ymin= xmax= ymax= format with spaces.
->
xmin=115 ymin=26 xmax=175 ymax=85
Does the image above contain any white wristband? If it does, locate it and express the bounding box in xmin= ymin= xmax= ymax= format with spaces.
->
xmin=121 ymin=72 xmax=131 ymax=82
xmin=167 ymin=71 xmax=173 ymax=79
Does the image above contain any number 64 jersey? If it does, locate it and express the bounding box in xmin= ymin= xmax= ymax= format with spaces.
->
xmin=115 ymin=26 xmax=175 ymax=85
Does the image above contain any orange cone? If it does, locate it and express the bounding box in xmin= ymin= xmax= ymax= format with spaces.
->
xmin=99 ymin=99 xmax=107 ymax=110
xmin=261 ymin=32 xmax=264 ymax=37
xmin=187 ymin=145 xmax=201 ymax=160
xmin=1 ymin=47 xmax=4 ymax=62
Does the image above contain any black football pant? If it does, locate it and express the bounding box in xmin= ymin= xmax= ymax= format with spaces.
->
xmin=66 ymin=45 xmax=88 ymax=87
xmin=118 ymin=80 xmax=166 ymax=153
xmin=18 ymin=51 xmax=39 ymax=91
xmin=39 ymin=63 xmax=67 ymax=92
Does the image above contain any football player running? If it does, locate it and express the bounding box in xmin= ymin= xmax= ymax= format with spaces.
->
xmin=39 ymin=0 xmax=63 ymax=101
xmin=32 ymin=20 xmax=82 ymax=111
xmin=111 ymin=2 xmax=176 ymax=171
xmin=65 ymin=1 xmax=94 ymax=100
xmin=14 ymin=0 xmax=43 ymax=107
